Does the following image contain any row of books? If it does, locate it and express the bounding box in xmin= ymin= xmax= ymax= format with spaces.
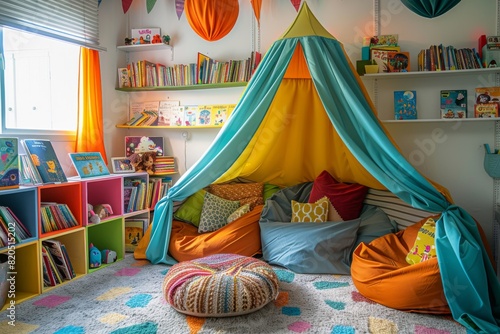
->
xmin=0 ymin=205 xmax=32 ymax=247
xmin=147 ymin=176 xmax=173 ymax=210
xmin=393 ymin=86 xmax=500 ymax=120
xmin=40 ymin=203 xmax=79 ymax=234
xmin=42 ymin=239 xmax=76 ymax=287
xmin=119 ymin=51 xmax=262 ymax=88
xmin=124 ymin=178 xmax=148 ymax=213
xmin=417 ymin=45 xmax=482 ymax=72
xmin=125 ymin=102 xmax=235 ymax=127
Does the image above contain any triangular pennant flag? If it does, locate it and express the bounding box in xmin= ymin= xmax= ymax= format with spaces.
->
xmin=146 ymin=0 xmax=157 ymax=13
xmin=250 ymin=0 xmax=262 ymax=24
xmin=98 ymin=0 xmax=102 ymax=6
xmin=290 ymin=0 xmax=301 ymax=12
xmin=175 ymin=0 xmax=185 ymax=20
xmin=122 ymin=0 xmax=133 ymax=14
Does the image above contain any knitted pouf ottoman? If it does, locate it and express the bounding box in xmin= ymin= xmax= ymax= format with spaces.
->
xmin=162 ymin=253 xmax=279 ymax=317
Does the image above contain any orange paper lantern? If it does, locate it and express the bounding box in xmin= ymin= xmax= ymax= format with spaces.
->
xmin=185 ymin=0 xmax=239 ymax=41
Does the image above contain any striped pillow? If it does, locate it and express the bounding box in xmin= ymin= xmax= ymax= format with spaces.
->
xmin=363 ymin=189 xmax=436 ymax=230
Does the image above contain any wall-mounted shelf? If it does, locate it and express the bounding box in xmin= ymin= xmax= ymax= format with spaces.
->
xmin=383 ymin=117 xmax=500 ymax=124
xmin=117 ymin=43 xmax=173 ymax=60
xmin=116 ymin=124 xmax=223 ymax=129
xmin=362 ymin=67 xmax=499 ymax=80
xmin=115 ymin=81 xmax=247 ymax=92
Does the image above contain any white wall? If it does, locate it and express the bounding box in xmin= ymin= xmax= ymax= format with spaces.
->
xmin=98 ymin=0 xmax=498 ymax=246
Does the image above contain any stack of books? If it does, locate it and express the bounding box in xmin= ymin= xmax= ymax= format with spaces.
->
xmin=153 ymin=156 xmax=176 ymax=175
xmin=20 ymin=139 xmax=67 ymax=185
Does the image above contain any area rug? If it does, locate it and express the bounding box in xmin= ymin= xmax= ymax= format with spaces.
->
xmin=0 ymin=254 xmax=467 ymax=334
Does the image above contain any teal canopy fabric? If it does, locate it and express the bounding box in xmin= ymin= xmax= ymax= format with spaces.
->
xmin=401 ymin=0 xmax=461 ymax=18
xmin=146 ymin=15 xmax=499 ymax=334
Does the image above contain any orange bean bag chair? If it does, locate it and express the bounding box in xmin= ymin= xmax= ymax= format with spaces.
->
xmin=168 ymin=205 xmax=264 ymax=262
xmin=351 ymin=215 xmax=451 ymax=314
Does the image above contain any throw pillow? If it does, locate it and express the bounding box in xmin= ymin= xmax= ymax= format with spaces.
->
xmin=406 ymin=217 xmax=437 ymax=265
xmin=291 ymin=196 xmax=329 ymax=222
xmin=209 ymin=182 xmax=264 ymax=209
xmin=263 ymin=183 xmax=281 ymax=201
xmin=173 ymin=189 xmax=206 ymax=227
xmin=198 ymin=192 xmax=240 ymax=233
xmin=227 ymin=204 xmax=251 ymax=223
xmin=308 ymin=170 xmax=368 ymax=221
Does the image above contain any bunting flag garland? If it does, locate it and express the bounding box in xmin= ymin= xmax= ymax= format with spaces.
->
xmin=146 ymin=0 xmax=157 ymax=13
xmin=122 ymin=0 xmax=133 ymax=14
xmin=175 ymin=0 xmax=185 ymax=20
xmin=250 ymin=0 xmax=262 ymax=24
xmin=290 ymin=0 xmax=302 ymax=12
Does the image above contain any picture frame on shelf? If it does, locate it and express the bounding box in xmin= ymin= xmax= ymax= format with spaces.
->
xmin=111 ymin=157 xmax=135 ymax=174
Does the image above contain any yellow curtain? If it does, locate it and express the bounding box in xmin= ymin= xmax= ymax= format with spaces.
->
xmin=75 ymin=47 xmax=107 ymax=161
xmin=185 ymin=0 xmax=239 ymax=41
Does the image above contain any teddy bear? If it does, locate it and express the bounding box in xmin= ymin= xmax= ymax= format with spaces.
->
xmin=88 ymin=204 xmax=113 ymax=224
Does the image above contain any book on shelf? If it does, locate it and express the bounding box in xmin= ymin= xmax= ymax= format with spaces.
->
xmin=0 ymin=137 xmax=19 ymax=190
xmin=474 ymin=103 xmax=499 ymax=118
xmin=0 ymin=205 xmax=32 ymax=243
xmin=158 ymin=100 xmax=180 ymax=126
xmin=22 ymin=139 xmax=67 ymax=184
xmin=118 ymin=67 xmax=130 ymax=88
xmin=42 ymin=239 xmax=75 ymax=281
xmin=196 ymin=105 xmax=213 ymax=126
xmin=418 ymin=45 xmax=483 ymax=71
xmin=68 ymin=152 xmax=110 ymax=178
xmin=124 ymin=178 xmax=148 ymax=211
xmin=171 ymin=106 xmax=185 ymax=126
xmin=370 ymin=34 xmax=399 ymax=47
xmin=212 ymin=104 xmax=230 ymax=126
xmin=124 ymin=218 xmax=149 ymax=252
xmin=125 ymin=136 xmax=164 ymax=157
xmin=183 ymin=105 xmax=199 ymax=126
xmin=123 ymin=186 xmax=137 ymax=213
xmin=386 ymin=52 xmax=410 ymax=72
xmin=42 ymin=246 xmax=60 ymax=286
xmin=394 ymin=90 xmax=417 ymax=120
xmin=440 ymin=90 xmax=467 ymax=119
xmin=475 ymin=87 xmax=500 ymax=104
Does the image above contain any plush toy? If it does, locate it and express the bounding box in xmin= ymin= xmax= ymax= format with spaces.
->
xmin=89 ymin=243 xmax=101 ymax=268
xmin=101 ymin=249 xmax=117 ymax=264
xmin=88 ymin=204 xmax=113 ymax=224
xmin=87 ymin=204 xmax=100 ymax=224
xmin=151 ymin=34 xmax=162 ymax=44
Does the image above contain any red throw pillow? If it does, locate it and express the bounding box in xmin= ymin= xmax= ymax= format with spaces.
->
xmin=308 ymin=170 xmax=368 ymax=221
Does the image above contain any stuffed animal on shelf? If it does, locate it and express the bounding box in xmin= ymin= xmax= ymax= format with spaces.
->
xmin=87 ymin=204 xmax=113 ymax=224
xmin=89 ymin=243 xmax=101 ymax=268
xmin=101 ymin=249 xmax=117 ymax=264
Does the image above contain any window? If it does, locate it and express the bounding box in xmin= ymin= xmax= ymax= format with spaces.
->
xmin=1 ymin=27 xmax=79 ymax=134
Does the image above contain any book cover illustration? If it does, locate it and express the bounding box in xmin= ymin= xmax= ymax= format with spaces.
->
xmin=197 ymin=105 xmax=213 ymax=126
xmin=22 ymin=139 xmax=67 ymax=183
xmin=474 ymin=103 xmax=499 ymax=118
xmin=171 ymin=106 xmax=185 ymax=126
xmin=183 ymin=105 xmax=198 ymax=126
xmin=0 ymin=137 xmax=19 ymax=189
xmin=387 ymin=52 xmax=410 ymax=72
xmin=117 ymin=68 xmax=130 ymax=88
xmin=69 ymin=152 xmax=110 ymax=178
xmin=157 ymin=100 xmax=180 ymax=126
xmin=440 ymin=90 xmax=467 ymax=119
xmin=394 ymin=90 xmax=417 ymax=120
xmin=212 ymin=105 xmax=229 ymax=126
xmin=125 ymin=136 xmax=164 ymax=157
xmin=124 ymin=219 xmax=148 ymax=252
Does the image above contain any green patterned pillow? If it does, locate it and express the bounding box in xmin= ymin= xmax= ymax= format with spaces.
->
xmin=198 ymin=192 xmax=240 ymax=233
xmin=173 ymin=189 xmax=206 ymax=227
xmin=227 ymin=204 xmax=251 ymax=223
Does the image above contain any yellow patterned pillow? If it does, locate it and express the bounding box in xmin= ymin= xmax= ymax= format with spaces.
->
xmin=291 ymin=196 xmax=329 ymax=223
xmin=406 ymin=218 xmax=437 ymax=265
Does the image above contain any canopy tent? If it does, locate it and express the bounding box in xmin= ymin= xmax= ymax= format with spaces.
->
xmin=136 ymin=3 xmax=500 ymax=332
